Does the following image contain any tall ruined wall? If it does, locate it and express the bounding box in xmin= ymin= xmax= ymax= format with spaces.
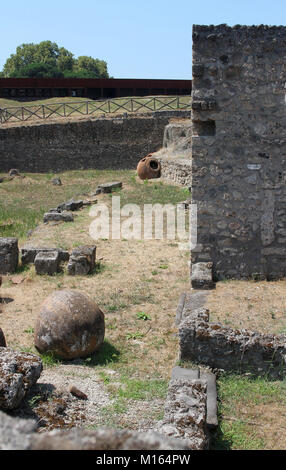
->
xmin=191 ymin=25 xmax=286 ymax=280
xmin=0 ymin=111 xmax=189 ymax=173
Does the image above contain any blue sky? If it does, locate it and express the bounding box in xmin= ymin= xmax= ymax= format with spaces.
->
xmin=1 ymin=0 xmax=286 ymax=79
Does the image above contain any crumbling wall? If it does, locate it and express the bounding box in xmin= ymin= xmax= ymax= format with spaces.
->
xmin=154 ymin=120 xmax=192 ymax=186
xmin=179 ymin=306 xmax=286 ymax=379
xmin=191 ymin=25 xmax=286 ymax=279
xmin=0 ymin=111 xmax=189 ymax=173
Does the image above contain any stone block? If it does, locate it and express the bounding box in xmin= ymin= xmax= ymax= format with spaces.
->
xmin=67 ymin=245 xmax=96 ymax=276
xmin=43 ymin=212 xmax=74 ymax=223
xmin=191 ymin=262 xmax=215 ymax=290
xmin=98 ymin=182 xmax=122 ymax=193
xmin=57 ymin=199 xmax=83 ymax=212
xmin=21 ymin=247 xmax=69 ymax=265
xmin=34 ymin=251 xmax=60 ymax=276
xmin=0 ymin=238 xmax=19 ymax=274
xmin=200 ymin=371 xmax=218 ymax=429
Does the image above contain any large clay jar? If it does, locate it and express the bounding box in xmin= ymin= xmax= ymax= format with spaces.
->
xmin=137 ymin=154 xmax=161 ymax=180
xmin=34 ymin=289 xmax=105 ymax=360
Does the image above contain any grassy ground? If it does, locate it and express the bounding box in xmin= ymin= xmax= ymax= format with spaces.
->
xmin=0 ymin=169 xmax=191 ymax=431
xmin=212 ymin=374 xmax=286 ymax=450
xmin=205 ymin=280 xmax=286 ymax=449
xmin=0 ymin=95 xmax=191 ymax=126
xmin=1 ymin=169 xmax=286 ymax=448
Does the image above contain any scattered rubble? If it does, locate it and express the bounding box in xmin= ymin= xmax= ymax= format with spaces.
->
xmin=0 ymin=348 xmax=43 ymax=410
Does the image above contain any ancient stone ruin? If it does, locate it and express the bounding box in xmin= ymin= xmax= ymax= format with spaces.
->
xmin=2 ymin=23 xmax=286 ymax=451
xmin=191 ymin=24 xmax=286 ymax=280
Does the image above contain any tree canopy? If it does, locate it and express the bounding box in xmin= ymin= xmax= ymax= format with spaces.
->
xmin=2 ymin=41 xmax=109 ymax=79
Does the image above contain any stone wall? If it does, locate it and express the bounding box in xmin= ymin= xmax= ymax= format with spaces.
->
xmin=191 ymin=25 xmax=286 ymax=279
xmin=0 ymin=111 xmax=189 ymax=173
xmin=179 ymin=303 xmax=286 ymax=380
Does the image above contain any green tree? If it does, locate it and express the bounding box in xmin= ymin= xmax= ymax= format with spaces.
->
xmin=2 ymin=42 xmax=109 ymax=78
xmin=9 ymin=62 xmax=64 ymax=78
xmin=74 ymin=56 xmax=109 ymax=78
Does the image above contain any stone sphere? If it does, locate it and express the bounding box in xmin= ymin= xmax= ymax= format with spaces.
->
xmin=34 ymin=289 xmax=105 ymax=360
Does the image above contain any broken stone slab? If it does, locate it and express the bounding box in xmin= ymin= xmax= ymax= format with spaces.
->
xmin=34 ymin=251 xmax=60 ymax=276
xmin=0 ymin=328 xmax=6 ymax=347
xmin=171 ymin=367 xmax=218 ymax=430
xmin=21 ymin=247 xmax=70 ymax=265
xmin=200 ymin=371 xmax=218 ymax=429
xmin=0 ymin=238 xmax=19 ymax=274
xmin=175 ymin=293 xmax=186 ymax=325
xmin=57 ymin=199 xmax=84 ymax=212
xmin=43 ymin=211 xmax=74 ymax=223
xmin=0 ymin=348 xmax=43 ymax=410
xmin=0 ymin=411 xmax=189 ymax=450
xmin=67 ymin=245 xmax=96 ymax=276
xmin=191 ymin=262 xmax=215 ymax=290
xmin=98 ymin=182 xmax=122 ymax=194
xmin=157 ymin=376 xmax=209 ymax=450
xmin=181 ymin=292 xmax=209 ymax=322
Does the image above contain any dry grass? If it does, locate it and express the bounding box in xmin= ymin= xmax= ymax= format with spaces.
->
xmin=2 ymin=169 xmax=286 ymax=448
xmin=0 ymin=171 xmax=190 ymax=383
xmin=207 ymin=280 xmax=286 ymax=335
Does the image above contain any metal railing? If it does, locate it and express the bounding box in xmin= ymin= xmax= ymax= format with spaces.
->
xmin=0 ymin=96 xmax=191 ymax=124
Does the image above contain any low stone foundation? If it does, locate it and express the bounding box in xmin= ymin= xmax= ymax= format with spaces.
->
xmin=0 ymin=411 xmax=189 ymax=450
xmin=178 ymin=295 xmax=286 ymax=379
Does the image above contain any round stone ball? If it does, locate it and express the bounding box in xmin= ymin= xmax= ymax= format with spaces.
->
xmin=34 ymin=289 xmax=105 ymax=360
